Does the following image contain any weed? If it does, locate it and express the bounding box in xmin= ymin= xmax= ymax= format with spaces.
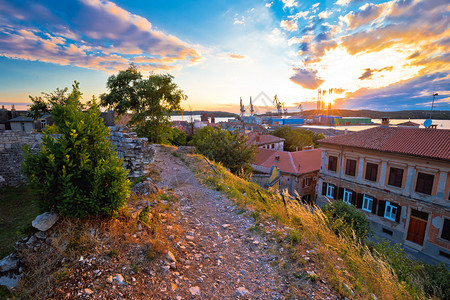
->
xmin=307 ymin=272 xmax=318 ymax=282
xmin=171 ymin=151 xmax=181 ymax=158
xmin=250 ymin=211 xmax=260 ymax=222
xmin=288 ymin=229 xmax=302 ymax=244
xmin=107 ymin=249 xmax=119 ymax=258
xmin=131 ymin=263 xmax=141 ymax=273
xmin=139 ymin=206 xmax=152 ymax=224
xmin=249 ymin=224 xmax=264 ymax=235
xmin=54 ymin=267 xmax=70 ymax=283
xmin=130 ymin=176 xmax=147 ymax=186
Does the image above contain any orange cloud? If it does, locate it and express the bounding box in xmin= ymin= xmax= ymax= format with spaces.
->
xmin=229 ymin=53 xmax=246 ymax=60
xmin=0 ymin=0 xmax=203 ymax=73
xmin=280 ymin=20 xmax=298 ymax=31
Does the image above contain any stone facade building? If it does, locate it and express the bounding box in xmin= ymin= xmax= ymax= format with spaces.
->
xmin=317 ymin=127 xmax=450 ymax=263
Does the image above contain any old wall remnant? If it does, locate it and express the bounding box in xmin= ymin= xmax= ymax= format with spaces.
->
xmin=108 ymin=126 xmax=155 ymax=178
xmin=0 ymin=126 xmax=154 ymax=186
xmin=0 ymin=131 xmax=41 ymax=186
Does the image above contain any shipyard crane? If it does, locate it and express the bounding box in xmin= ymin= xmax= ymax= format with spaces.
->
xmin=239 ymin=97 xmax=245 ymax=118
xmin=273 ymin=94 xmax=283 ymax=116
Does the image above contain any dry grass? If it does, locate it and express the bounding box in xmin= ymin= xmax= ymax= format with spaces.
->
xmin=16 ymin=189 xmax=178 ymax=298
xmin=185 ymin=153 xmax=418 ymax=299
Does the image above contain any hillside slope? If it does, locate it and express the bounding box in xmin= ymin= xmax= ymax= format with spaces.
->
xmin=11 ymin=145 xmax=415 ymax=299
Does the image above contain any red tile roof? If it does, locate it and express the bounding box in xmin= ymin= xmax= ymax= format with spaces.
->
xmin=246 ymin=132 xmax=284 ymax=146
xmin=253 ymin=148 xmax=322 ymax=175
xmin=319 ymin=127 xmax=450 ymax=161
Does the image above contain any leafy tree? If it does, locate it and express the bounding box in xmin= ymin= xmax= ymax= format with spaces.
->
xmin=27 ymin=87 xmax=84 ymax=120
xmin=22 ymin=82 xmax=130 ymax=218
xmin=322 ymin=200 xmax=371 ymax=240
xmin=272 ymin=126 xmax=324 ymax=151
xmin=100 ymin=65 xmax=186 ymax=143
xmin=191 ymin=126 xmax=255 ymax=176
xmin=170 ymin=127 xmax=187 ymax=146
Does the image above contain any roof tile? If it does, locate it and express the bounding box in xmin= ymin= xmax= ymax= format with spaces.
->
xmin=319 ymin=127 xmax=450 ymax=161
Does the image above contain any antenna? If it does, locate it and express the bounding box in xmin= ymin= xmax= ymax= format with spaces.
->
xmin=429 ymin=93 xmax=438 ymax=119
xmin=425 ymin=93 xmax=438 ymax=128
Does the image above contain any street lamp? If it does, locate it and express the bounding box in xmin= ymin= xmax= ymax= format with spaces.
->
xmin=430 ymin=93 xmax=438 ymax=119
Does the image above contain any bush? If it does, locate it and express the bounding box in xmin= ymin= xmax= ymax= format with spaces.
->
xmin=372 ymin=240 xmax=450 ymax=299
xmin=22 ymin=82 xmax=130 ymax=218
xmin=191 ymin=126 xmax=255 ymax=176
xmin=322 ymin=200 xmax=371 ymax=240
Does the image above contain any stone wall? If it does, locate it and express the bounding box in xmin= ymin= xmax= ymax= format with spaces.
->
xmin=0 ymin=131 xmax=42 ymax=186
xmin=0 ymin=126 xmax=154 ymax=186
xmin=109 ymin=126 xmax=155 ymax=178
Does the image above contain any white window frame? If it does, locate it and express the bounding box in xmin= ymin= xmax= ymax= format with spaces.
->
xmin=362 ymin=194 xmax=373 ymax=212
xmin=343 ymin=188 xmax=352 ymax=204
xmin=326 ymin=183 xmax=334 ymax=199
xmin=384 ymin=201 xmax=397 ymax=221
xmin=304 ymin=177 xmax=310 ymax=187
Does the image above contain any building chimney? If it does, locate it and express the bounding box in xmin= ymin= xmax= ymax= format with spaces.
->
xmin=256 ymin=134 xmax=260 ymax=143
xmin=210 ymin=113 xmax=215 ymax=124
xmin=275 ymin=155 xmax=280 ymax=162
xmin=381 ymin=117 xmax=389 ymax=127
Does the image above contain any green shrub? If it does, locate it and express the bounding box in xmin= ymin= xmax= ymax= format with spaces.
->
xmin=22 ymin=82 xmax=130 ymax=218
xmin=322 ymin=200 xmax=371 ymax=240
xmin=372 ymin=240 xmax=450 ymax=299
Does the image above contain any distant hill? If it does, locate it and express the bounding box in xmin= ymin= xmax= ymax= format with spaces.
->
xmin=172 ymin=111 xmax=238 ymax=118
xmin=289 ymin=109 xmax=450 ymax=120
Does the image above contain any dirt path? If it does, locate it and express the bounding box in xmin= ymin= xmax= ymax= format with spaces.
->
xmin=151 ymin=145 xmax=286 ymax=299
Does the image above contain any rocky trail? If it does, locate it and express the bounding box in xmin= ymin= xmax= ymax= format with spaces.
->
xmin=151 ymin=145 xmax=286 ymax=299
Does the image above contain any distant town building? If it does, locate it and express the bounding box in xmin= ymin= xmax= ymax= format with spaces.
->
xmin=397 ymin=120 xmax=420 ymax=128
xmin=246 ymin=132 xmax=284 ymax=150
xmin=252 ymin=147 xmax=322 ymax=202
xmin=9 ymin=113 xmax=53 ymax=133
xmin=317 ymin=127 xmax=450 ymax=264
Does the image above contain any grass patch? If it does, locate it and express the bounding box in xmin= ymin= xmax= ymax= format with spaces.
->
xmin=0 ymin=185 xmax=40 ymax=258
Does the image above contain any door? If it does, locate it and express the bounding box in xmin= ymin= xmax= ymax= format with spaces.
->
xmin=406 ymin=209 xmax=428 ymax=246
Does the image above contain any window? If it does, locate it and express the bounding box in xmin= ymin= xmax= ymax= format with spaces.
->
xmin=345 ymin=159 xmax=357 ymax=176
xmin=388 ymin=167 xmax=404 ymax=187
xmin=304 ymin=177 xmax=310 ymax=187
xmin=382 ymin=228 xmax=393 ymax=236
xmin=415 ymin=172 xmax=434 ymax=195
xmin=21 ymin=122 xmax=25 ymax=132
xmin=384 ymin=201 xmax=398 ymax=221
xmin=362 ymin=194 xmax=374 ymax=212
xmin=441 ymin=219 xmax=450 ymax=241
xmin=326 ymin=183 xmax=335 ymax=199
xmin=41 ymin=119 xmax=47 ymax=130
xmin=365 ymin=163 xmax=378 ymax=181
xmin=343 ymin=188 xmax=352 ymax=204
xmin=328 ymin=156 xmax=338 ymax=171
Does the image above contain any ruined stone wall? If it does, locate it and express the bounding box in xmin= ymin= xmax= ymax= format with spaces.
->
xmin=0 ymin=131 xmax=42 ymax=186
xmin=107 ymin=126 xmax=155 ymax=178
xmin=0 ymin=126 xmax=154 ymax=186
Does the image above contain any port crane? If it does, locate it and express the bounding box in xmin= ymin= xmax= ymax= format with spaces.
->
xmin=273 ymin=94 xmax=284 ymax=116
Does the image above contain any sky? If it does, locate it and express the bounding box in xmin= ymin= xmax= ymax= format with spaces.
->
xmin=0 ymin=0 xmax=449 ymax=113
